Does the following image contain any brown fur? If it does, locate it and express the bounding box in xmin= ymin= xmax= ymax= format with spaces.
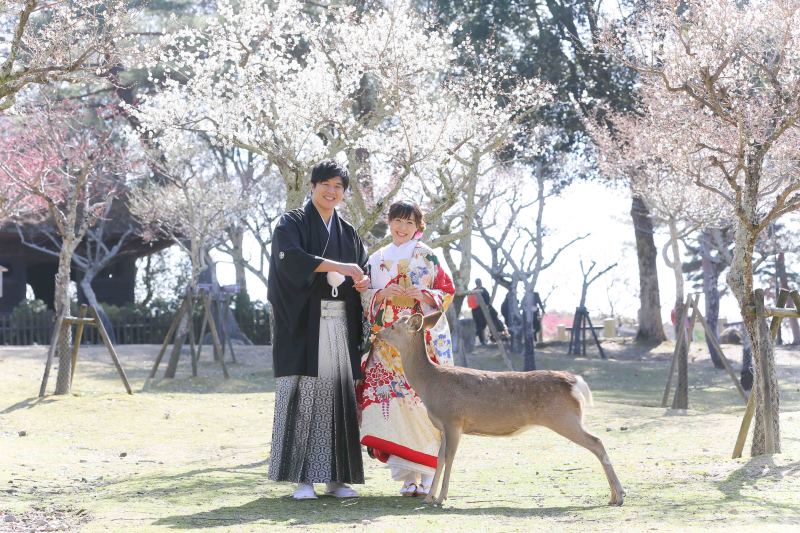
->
xmin=376 ymin=312 xmax=625 ymax=506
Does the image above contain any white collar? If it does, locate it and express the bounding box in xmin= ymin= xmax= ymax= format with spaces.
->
xmin=382 ymin=240 xmax=417 ymax=261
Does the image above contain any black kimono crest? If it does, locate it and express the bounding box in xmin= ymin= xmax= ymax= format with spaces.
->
xmin=267 ymin=201 xmax=369 ymax=379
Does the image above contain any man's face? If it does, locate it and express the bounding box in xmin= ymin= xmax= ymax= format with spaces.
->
xmin=311 ymin=176 xmax=345 ymax=211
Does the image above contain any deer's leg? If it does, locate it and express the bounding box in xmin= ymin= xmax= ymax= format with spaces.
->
xmin=435 ymin=427 xmax=462 ymax=505
xmin=424 ymin=430 xmax=447 ymax=504
xmin=548 ymin=415 xmax=625 ymax=506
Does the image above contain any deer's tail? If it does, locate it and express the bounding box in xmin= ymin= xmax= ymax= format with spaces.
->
xmin=570 ymin=375 xmax=594 ymax=418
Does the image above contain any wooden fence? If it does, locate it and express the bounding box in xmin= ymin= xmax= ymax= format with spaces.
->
xmin=0 ymin=306 xmax=271 ymax=346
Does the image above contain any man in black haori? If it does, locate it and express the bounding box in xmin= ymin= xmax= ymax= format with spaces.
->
xmin=267 ymin=159 xmax=370 ymax=500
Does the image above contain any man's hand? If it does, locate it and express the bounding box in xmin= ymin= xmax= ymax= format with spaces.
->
xmin=336 ymin=262 xmax=364 ymax=279
xmin=354 ymin=275 xmax=370 ymax=293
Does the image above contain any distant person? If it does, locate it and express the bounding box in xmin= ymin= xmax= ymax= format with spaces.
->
xmin=470 ymin=279 xmax=504 ymax=344
xmin=527 ymin=290 xmax=544 ymax=341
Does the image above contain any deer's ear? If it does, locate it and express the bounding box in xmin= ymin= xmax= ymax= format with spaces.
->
xmin=407 ymin=313 xmax=424 ymax=332
xmin=423 ymin=311 xmax=442 ymax=330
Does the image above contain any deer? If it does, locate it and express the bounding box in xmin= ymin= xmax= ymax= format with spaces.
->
xmin=375 ymin=311 xmax=625 ymax=507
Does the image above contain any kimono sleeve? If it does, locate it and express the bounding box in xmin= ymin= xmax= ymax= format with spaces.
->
xmin=271 ymin=214 xmax=324 ymax=287
xmin=420 ymin=252 xmax=455 ymax=314
xmin=361 ymin=253 xmax=382 ymax=322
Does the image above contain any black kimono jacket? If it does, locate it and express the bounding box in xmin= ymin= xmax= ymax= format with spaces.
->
xmin=268 ymin=201 xmax=368 ymax=379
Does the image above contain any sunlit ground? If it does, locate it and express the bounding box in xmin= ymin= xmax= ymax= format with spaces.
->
xmin=1 ymin=338 xmax=798 ymax=532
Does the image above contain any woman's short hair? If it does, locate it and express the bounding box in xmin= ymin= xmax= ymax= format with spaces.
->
xmin=311 ymin=159 xmax=349 ymax=191
xmin=388 ymin=201 xmax=425 ymax=232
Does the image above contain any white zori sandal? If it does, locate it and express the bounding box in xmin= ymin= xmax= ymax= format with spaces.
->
xmin=324 ymin=482 xmax=359 ymax=498
xmin=292 ymin=483 xmax=318 ymax=500
xmin=400 ymin=480 xmax=418 ymax=497
xmin=415 ymin=475 xmax=434 ymax=497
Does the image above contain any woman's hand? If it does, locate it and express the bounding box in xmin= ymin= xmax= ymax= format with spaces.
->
xmin=354 ymin=275 xmax=370 ymax=293
xmin=404 ymin=287 xmax=436 ymax=307
xmin=403 ymin=286 xmax=425 ymax=301
xmin=378 ymin=284 xmax=405 ymax=301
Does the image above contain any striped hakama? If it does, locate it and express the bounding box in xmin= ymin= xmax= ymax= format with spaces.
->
xmin=268 ymin=301 xmax=364 ymax=484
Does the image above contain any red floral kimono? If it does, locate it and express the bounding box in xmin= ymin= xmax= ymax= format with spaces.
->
xmin=357 ymin=240 xmax=455 ymax=480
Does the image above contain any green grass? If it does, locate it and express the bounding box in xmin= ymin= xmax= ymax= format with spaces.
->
xmin=1 ymin=339 xmax=799 ymax=532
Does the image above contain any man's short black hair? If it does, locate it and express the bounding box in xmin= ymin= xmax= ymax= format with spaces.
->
xmin=311 ymin=159 xmax=349 ymax=191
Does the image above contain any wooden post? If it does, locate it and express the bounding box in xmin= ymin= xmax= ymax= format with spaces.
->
xmin=218 ymin=296 xmax=237 ymax=364
xmin=471 ymin=290 xmax=513 ymax=371
xmin=88 ymin=305 xmax=132 ymax=395
xmin=732 ymin=289 xmax=788 ymax=458
xmin=69 ymin=305 xmax=89 ymax=388
xmin=584 ymin=313 xmax=606 ymax=359
xmin=689 ymin=299 xmax=747 ymax=402
xmin=148 ymin=295 xmax=189 ymax=380
xmin=39 ymin=311 xmax=66 ymax=398
xmin=186 ymin=290 xmax=198 ymax=378
xmin=203 ymin=292 xmax=229 ymax=379
xmin=195 ymin=312 xmax=208 ymax=363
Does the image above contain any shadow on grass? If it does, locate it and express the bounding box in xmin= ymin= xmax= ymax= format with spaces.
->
xmin=717 ymin=456 xmax=800 ymax=515
xmin=153 ymin=496 xmax=607 ymax=529
xmin=1 ymin=396 xmax=56 ymax=414
xmin=69 ymin=362 xmax=278 ymax=395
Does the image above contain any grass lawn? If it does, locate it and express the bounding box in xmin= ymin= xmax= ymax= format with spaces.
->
xmin=1 ymin=337 xmax=798 ymax=532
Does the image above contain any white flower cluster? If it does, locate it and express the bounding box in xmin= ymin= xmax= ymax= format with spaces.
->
xmin=132 ymin=0 xmax=549 ymax=237
xmin=600 ymin=0 xmax=800 ymax=227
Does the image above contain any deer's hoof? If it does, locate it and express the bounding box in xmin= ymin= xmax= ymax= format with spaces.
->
xmin=608 ymin=494 xmax=624 ymax=506
xmin=423 ymin=495 xmax=435 ymax=505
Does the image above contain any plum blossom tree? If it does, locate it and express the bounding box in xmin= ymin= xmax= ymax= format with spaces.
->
xmin=590 ymin=104 xmax=732 ymax=407
xmin=0 ymin=102 xmax=132 ymax=394
xmin=469 ymin=159 xmax=587 ymax=366
xmin=132 ymin=0 xmax=548 ymax=255
xmin=128 ymin=138 xmax=249 ymax=377
xmin=602 ymin=0 xmax=800 ymax=454
xmin=0 ymin=0 xmax=138 ymax=111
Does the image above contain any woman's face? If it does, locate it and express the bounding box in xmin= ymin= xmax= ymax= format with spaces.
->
xmin=389 ymin=216 xmax=418 ymax=245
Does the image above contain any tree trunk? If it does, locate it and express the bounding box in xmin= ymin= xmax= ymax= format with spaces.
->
xmin=141 ymin=254 xmax=155 ymax=307
xmin=164 ymin=309 xmax=189 ymax=378
xmin=53 ymin=248 xmax=74 ymax=395
xmin=666 ymin=220 xmax=688 ymax=409
xmin=282 ymin=168 xmax=307 ymax=210
xmin=776 ymin=252 xmax=800 ymax=344
xmin=521 ymin=287 xmax=537 ymax=370
xmin=79 ymin=273 xmax=116 ymax=344
xmin=227 ymin=224 xmax=254 ymax=337
xmin=446 ymin=303 xmax=469 ymax=367
xmin=228 ymin=224 xmax=249 ymax=297
xmin=631 ymin=194 xmax=666 ymax=343
xmin=727 ymin=222 xmax=780 ymax=456
xmin=507 ymin=284 xmax=524 ymax=354
xmin=699 ymin=230 xmax=725 ymax=368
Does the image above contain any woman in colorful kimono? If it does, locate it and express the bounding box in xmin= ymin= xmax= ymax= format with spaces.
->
xmin=357 ymin=201 xmax=455 ymax=497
